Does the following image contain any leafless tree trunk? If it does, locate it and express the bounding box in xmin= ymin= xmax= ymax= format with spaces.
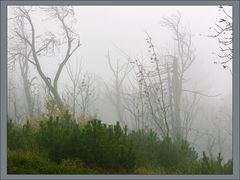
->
xmin=8 ymin=14 xmax=37 ymax=118
xmin=77 ymin=73 xmax=96 ymax=118
xmin=181 ymin=92 xmax=200 ymax=140
xmin=106 ymin=51 xmax=132 ymax=126
xmin=64 ymin=60 xmax=96 ymax=119
xmin=160 ymin=12 xmax=196 ymax=138
xmin=206 ymin=134 xmax=216 ymax=159
xmin=65 ymin=61 xmax=82 ymax=119
xmin=129 ymin=33 xmax=170 ymax=137
xmin=123 ymin=78 xmax=149 ymax=130
xmin=35 ymin=84 xmax=42 ymax=118
xmin=8 ymin=81 xmax=18 ymax=123
xmin=18 ymin=44 xmax=37 ymax=118
xmin=171 ymin=56 xmax=182 ymax=137
xmin=9 ymin=6 xmax=80 ymax=111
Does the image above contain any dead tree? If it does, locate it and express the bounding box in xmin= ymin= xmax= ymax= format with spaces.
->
xmin=64 ymin=64 xmax=95 ymax=119
xmin=162 ymin=14 xmax=219 ymax=139
xmin=206 ymin=134 xmax=216 ymax=159
xmin=9 ymin=6 xmax=80 ymax=111
xmin=115 ymin=38 xmax=170 ymax=136
xmin=65 ymin=61 xmax=82 ymax=119
xmin=128 ymin=33 xmax=170 ymax=138
xmin=8 ymin=15 xmax=37 ymax=119
xmin=18 ymin=54 xmax=37 ymax=118
xmin=123 ymin=74 xmax=149 ymax=130
xmin=210 ymin=96 xmax=232 ymax=156
xmin=8 ymin=80 xmax=19 ymax=123
xmin=34 ymin=83 xmax=42 ymax=118
xmin=105 ymin=51 xmax=132 ymax=126
xmin=127 ymin=14 xmax=217 ymax=139
xmin=18 ymin=44 xmax=37 ymax=118
xmin=181 ymin=91 xmax=200 ymax=140
xmin=77 ymin=73 xmax=96 ymax=118
xmin=209 ymin=6 xmax=232 ymax=72
xmin=160 ymin=12 xmax=196 ymax=138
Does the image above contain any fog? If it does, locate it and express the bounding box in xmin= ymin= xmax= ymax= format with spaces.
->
xmin=7 ymin=6 xmax=232 ymax=162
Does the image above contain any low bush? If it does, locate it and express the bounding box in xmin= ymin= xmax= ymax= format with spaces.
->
xmin=8 ymin=150 xmax=101 ymax=174
xmin=35 ymin=113 xmax=136 ymax=172
xmin=7 ymin=112 xmax=233 ymax=174
xmin=80 ymin=120 xmax=136 ymax=172
xmin=7 ymin=150 xmax=58 ymax=174
xmin=8 ymin=120 xmax=37 ymax=152
xmin=158 ymin=136 xmax=198 ymax=169
xmin=36 ymin=113 xmax=78 ymax=162
xmin=200 ymin=151 xmax=233 ymax=174
xmin=129 ymin=129 xmax=160 ymax=168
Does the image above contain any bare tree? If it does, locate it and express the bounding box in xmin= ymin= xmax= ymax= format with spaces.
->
xmin=63 ymin=60 xmax=96 ymax=119
xmin=206 ymin=134 xmax=216 ymax=159
xmin=162 ymin=13 xmax=221 ymax=139
xmin=125 ymin=13 xmax=211 ymax=139
xmin=105 ymin=51 xmax=132 ymax=126
xmin=8 ymin=80 xmax=19 ymax=123
xmin=64 ymin=61 xmax=82 ymax=119
xmin=209 ymin=6 xmax=232 ymax=72
xmin=209 ymin=96 xmax=232 ymax=156
xmin=8 ymin=15 xmax=37 ymax=119
xmin=160 ymin=12 xmax=196 ymax=138
xmin=9 ymin=6 xmax=80 ymax=111
xmin=34 ymin=83 xmax=43 ymax=118
xmin=181 ymin=92 xmax=200 ymax=140
xmin=18 ymin=47 xmax=37 ymax=118
xmin=127 ymin=33 xmax=170 ymax=138
xmin=77 ymin=73 xmax=96 ymax=118
xmin=123 ymin=75 xmax=150 ymax=130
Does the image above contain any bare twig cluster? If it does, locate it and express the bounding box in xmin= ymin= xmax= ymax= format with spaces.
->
xmin=209 ymin=6 xmax=232 ymax=73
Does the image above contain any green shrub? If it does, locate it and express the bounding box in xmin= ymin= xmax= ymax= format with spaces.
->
xmin=200 ymin=152 xmax=232 ymax=174
xmin=8 ymin=120 xmax=37 ymax=152
xmin=35 ymin=113 xmax=136 ymax=172
xmin=129 ymin=129 xmax=160 ymax=168
xmin=158 ymin=136 xmax=198 ymax=169
xmin=7 ymin=119 xmax=20 ymax=150
xmin=223 ymin=160 xmax=233 ymax=174
xmin=80 ymin=120 xmax=136 ymax=172
xmin=7 ymin=150 xmax=100 ymax=174
xmin=7 ymin=113 xmax=233 ymax=174
xmin=7 ymin=150 xmax=58 ymax=174
xmin=36 ymin=112 xmax=79 ymax=162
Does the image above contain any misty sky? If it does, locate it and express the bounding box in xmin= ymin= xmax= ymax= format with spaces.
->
xmin=8 ymin=6 xmax=232 ymax=96
xmin=72 ymin=6 xmax=232 ymax=95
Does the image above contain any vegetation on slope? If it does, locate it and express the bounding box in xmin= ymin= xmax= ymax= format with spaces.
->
xmin=7 ymin=112 xmax=233 ymax=174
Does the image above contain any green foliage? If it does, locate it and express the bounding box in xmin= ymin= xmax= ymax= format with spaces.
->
xmin=8 ymin=149 xmax=58 ymax=174
xmin=8 ymin=119 xmax=36 ymax=152
xmin=121 ymin=129 xmax=199 ymax=171
xmin=8 ymin=150 xmax=100 ymax=174
xmin=36 ymin=112 xmax=78 ymax=162
xmin=7 ymin=119 xmax=19 ymax=150
xmin=200 ymin=151 xmax=233 ymax=174
xmin=78 ymin=120 xmax=136 ymax=171
xmin=35 ymin=114 xmax=135 ymax=171
xmin=158 ymin=136 xmax=198 ymax=169
xmin=129 ymin=129 xmax=160 ymax=168
xmin=7 ymin=113 xmax=233 ymax=174
xmin=158 ymin=151 xmax=232 ymax=175
xmin=223 ymin=160 xmax=233 ymax=174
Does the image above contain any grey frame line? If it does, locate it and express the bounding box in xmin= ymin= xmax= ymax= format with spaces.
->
xmin=1 ymin=0 xmax=239 ymax=180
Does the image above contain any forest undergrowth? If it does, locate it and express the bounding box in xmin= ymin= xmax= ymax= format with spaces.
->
xmin=7 ymin=111 xmax=233 ymax=174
